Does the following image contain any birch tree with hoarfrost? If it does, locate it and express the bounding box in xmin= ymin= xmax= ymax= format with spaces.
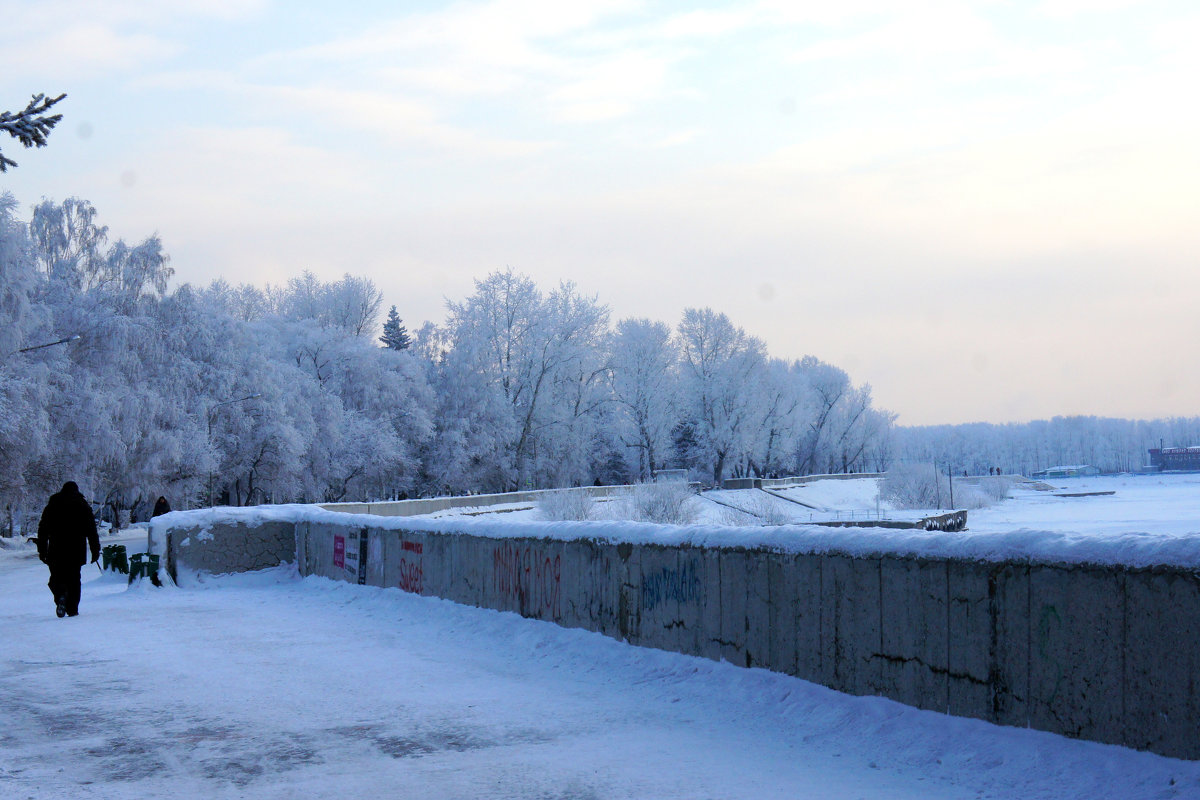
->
xmin=438 ymin=269 xmax=609 ymax=490
xmin=609 ymin=318 xmax=678 ymax=481
xmin=677 ymin=308 xmax=767 ymax=485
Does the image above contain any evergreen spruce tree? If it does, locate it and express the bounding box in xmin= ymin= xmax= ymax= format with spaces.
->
xmin=379 ymin=305 xmax=411 ymax=350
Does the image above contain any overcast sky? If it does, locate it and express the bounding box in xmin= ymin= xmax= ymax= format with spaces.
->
xmin=2 ymin=0 xmax=1197 ymax=426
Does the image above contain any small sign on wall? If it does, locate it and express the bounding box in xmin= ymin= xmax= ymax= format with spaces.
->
xmin=344 ymin=532 xmax=360 ymax=578
xmin=333 ymin=530 xmax=369 ymax=585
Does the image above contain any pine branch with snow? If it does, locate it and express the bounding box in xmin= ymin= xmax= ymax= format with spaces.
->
xmin=0 ymin=93 xmax=66 ymax=172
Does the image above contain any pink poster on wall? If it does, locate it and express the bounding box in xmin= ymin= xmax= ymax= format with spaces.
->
xmin=333 ymin=535 xmax=345 ymax=569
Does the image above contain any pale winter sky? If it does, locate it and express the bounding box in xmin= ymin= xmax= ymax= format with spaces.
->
xmin=2 ymin=1 xmax=1197 ymax=426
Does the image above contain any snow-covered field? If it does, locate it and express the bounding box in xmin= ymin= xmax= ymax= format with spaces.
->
xmin=421 ymin=472 xmax=1200 ymax=540
xmin=968 ymin=473 xmax=1200 ymax=537
xmin=3 ymin=526 xmax=1199 ymax=799
xmin=417 ymin=479 xmax=897 ymax=526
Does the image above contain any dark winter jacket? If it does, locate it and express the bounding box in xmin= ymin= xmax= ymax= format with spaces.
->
xmin=37 ymin=482 xmax=100 ymax=567
xmin=152 ymin=496 xmax=171 ymax=517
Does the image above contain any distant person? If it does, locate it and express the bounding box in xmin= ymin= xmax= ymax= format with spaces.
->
xmin=151 ymin=495 xmax=171 ymax=517
xmin=36 ymin=481 xmax=100 ymax=618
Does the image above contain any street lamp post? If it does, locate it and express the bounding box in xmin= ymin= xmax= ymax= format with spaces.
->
xmin=206 ymin=393 xmax=261 ymax=507
xmin=16 ymin=334 xmax=81 ymax=354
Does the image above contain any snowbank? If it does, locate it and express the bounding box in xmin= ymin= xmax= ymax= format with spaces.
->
xmin=151 ymin=502 xmax=1200 ymax=570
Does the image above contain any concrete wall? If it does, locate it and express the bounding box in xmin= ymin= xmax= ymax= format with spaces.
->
xmin=161 ymin=516 xmax=1200 ymax=760
xmin=162 ymin=520 xmax=296 ymax=580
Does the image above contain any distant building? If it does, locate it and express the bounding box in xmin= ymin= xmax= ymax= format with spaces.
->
xmin=1147 ymin=447 xmax=1200 ymax=471
xmin=1030 ymin=465 xmax=1101 ymax=479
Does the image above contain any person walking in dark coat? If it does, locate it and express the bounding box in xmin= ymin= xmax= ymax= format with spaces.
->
xmin=36 ymin=481 xmax=100 ymax=618
xmin=151 ymin=496 xmax=171 ymax=517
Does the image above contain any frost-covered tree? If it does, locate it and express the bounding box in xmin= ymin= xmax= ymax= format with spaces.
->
xmin=0 ymin=93 xmax=65 ymax=172
xmin=0 ymin=192 xmax=910 ymax=525
xmin=0 ymin=194 xmax=40 ymax=357
xmin=609 ymin=318 xmax=678 ymax=481
xmin=743 ymin=359 xmax=806 ymax=478
xmin=677 ymin=308 xmax=767 ymax=485
xmin=29 ymin=197 xmax=173 ymax=303
xmin=29 ymin=197 xmax=107 ymax=290
xmin=273 ymin=271 xmax=383 ymax=338
xmin=203 ymin=280 xmax=271 ymax=322
xmin=104 ymin=235 xmax=173 ymax=307
xmin=0 ymin=197 xmax=440 ymax=524
xmin=537 ymin=282 xmax=611 ymax=486
xmin=279 ymin=317 xmax=432 ymax=500
xmin=324 ymin=274 xmax=384 ymax=338
xmin=432 ymin=270 xmax=611 ymax=491
xmin=0 ymin=194 xmax=53 ymax=533
xmin=421 ymin=338 xmax=516 ymax=494
xmin=826 ymin=388 xmax=894 ymax=474
xmin=794 ymin=356 xmax=892 ymax=475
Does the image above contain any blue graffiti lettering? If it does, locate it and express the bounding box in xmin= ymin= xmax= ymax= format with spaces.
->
xmin=641 ymin=563 xmax=701 ymax=611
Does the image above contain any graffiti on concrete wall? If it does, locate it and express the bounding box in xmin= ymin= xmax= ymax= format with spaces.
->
xmin=493 ymin=543 xmax=561 ymax=619
xmin=1036 ymin=603 xmax=1065 ymax=706
xmin=397 ymin=539 xmax=423 ymax=594
xmin=641 ymin=562 xmax=702 ymax=612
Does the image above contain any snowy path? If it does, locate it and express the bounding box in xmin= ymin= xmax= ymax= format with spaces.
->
xmin=1 ymin=539 xmax=1196 ymax=800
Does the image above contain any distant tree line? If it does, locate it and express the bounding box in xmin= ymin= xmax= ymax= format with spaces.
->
xmin=893 ymin=416 xmax=1200 ymax=476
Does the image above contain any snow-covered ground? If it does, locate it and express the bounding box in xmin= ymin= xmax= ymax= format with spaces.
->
xmin=3 ymin=528 xmax=1199 ymax=799
xmin=968 ymin=473 xmax=1200 ymax=537
xmin=769 ymin=479 xmax=892 ymax=515
xmin=413 ymin=479 xmax=900 ymax=526
xmin=417 ymin=472 xmax=1200 ymax=539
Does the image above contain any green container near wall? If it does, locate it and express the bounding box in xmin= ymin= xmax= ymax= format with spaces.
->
xmin=102 ymin=544 xmax=129 ymax=574
xmin=128 ymin=553 xmax=160 ymax=585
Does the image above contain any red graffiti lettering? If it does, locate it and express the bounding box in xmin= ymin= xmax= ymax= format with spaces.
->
xmin=397 ymin=557 xmax=423 ymax=594
xmin=492 ymin=543 xmax=561 ymax=620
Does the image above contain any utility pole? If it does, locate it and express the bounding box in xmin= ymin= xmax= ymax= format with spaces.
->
xmin=948 ymin=465 xmax=955 ymax=509
xmin=933 ymin=461 xmax=941 ymax=509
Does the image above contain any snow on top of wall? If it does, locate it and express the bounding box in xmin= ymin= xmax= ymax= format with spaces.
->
xmin=147 ymin=505 xmax=306 ymax=554
xmin=150 ymin=503 xmax=1200 ymax=570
